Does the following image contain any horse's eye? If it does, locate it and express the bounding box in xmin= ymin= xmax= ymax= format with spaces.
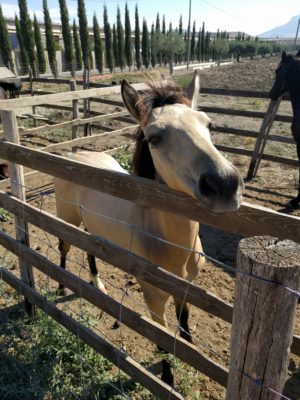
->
xmin=148 ymin=135 xmax=163 ymax=146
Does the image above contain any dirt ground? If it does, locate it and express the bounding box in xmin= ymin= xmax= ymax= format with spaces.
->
xmin=1 ymin=55 xmax=300 ymax=399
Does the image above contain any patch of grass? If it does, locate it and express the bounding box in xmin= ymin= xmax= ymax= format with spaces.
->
xmin=0 ymin=296 xmax=155 ymax=400
xmin=0 ymin=208 xmax=12 ymax=222
xmin=114 ymin=145 xmax=134 ymax=172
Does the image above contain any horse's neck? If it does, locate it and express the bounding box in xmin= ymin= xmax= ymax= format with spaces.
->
xmin=146 ymin=207 xmax=199 ymax=249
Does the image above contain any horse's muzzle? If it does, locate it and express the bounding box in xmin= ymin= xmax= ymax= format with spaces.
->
xmin=198 ymin=171 xmax=244 ymax=213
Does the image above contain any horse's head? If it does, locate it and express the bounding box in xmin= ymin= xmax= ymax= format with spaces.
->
xmin=269 ymin=51 xmax=299 ymax=100
xmin=121 ymin=72 xmax=244 ymax=213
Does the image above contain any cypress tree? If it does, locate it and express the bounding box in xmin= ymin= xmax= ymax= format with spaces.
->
xmin=33 ymin=14 xmax=46 ymax=74
xmin=77 ymin=0 xmax=91 ymax=70
xmin=103 ymin=6 xmax=114 ymax=73
xmin=72 ymin=20 xmax=82 ymax=71
xmin=43 ymin=0 xmax=57 ymax=77
xmin=178 ymin=15 xmax=183 ymax=35
xmin=141 ymin=18 xmax=150 ymax=69
xmin=201 ymin=22 xmax=205 ymax=61
xmin=162 ymin=15 xmax=166 ymax=35
xmin=184 ymin=32 xmax=187 ymax=62
xmin=205 ymin=31 xmax=210 ymax=61
xmin=93 ymin=14 xmax=103 ymax=74
xmin=59 ymin=0 xmax=74 ymax=75
xmin=15 ymin=15 xmax=29 ymax=74
xmin=196 ymin=28 xmax=201 ymax=61
xmin=0 ymin=5 xmax=15 ymax=72
xmin=155 ymin=13 xmax=162 ymax=65
xmin=18 ymin=0 xmax=37 ymax=76
xmin=178 ymin=15 xmax=183 ymax=63
xmin=124 ymin=2 xmax=132 ymax=69
xmin=134 ymin=4 xmax=141 ymax=70
xmin=112 ymin=23 xmax=118 ymax=68
xmin=116 ymin=6 xmax=125 ymax=71
xmin=190 ymin=21 xmax=196 ymax=61
xmin=161 ymin=15 xmax=167 ymax=65
xmin=150 ymin=23 xmax=156 ymax=68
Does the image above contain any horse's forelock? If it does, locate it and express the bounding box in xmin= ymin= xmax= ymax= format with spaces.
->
xmin=132 ymin=82 xmax=191 ymax=179
xmin=140 ymin=82 xmax=191 ymax=125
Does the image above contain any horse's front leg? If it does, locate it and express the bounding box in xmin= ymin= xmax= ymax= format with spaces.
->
xmin=87 ymin=254 xmax=107 ymax=294
xmin=58 ymin=239 xmax=71 ymax=295
xmin=142 ymin=285 xmax=174 ymax=385
xmin=290 ymin=122 xmax=300 ymax=209
xmin=174 ymin=298 xmax=192 ymax=343
xmin=290 ymin=168 xmax=300 ymax=209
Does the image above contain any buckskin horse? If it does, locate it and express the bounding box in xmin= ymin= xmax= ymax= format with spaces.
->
xmin=54 ymin=73 xmax=244 ymax=385
xmin=270 ymin=50 xmax=300 ymax=208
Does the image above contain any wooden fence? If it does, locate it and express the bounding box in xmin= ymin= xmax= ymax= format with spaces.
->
xmin=3 ymin=77 xmax=298 ymax=175
xmin=0 ymin=87 xmax=300 ymax=398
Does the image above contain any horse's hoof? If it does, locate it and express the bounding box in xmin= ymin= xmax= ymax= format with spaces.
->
xmin=161 ymin=372 xmax=174 ymax=387
xmin=180 ymin=330 xmax=193 ymax=343
xmin=289 ymin=198 xmax=300 ymax=209
xmin=57 ymin=286 xmax=71 ymax=296
xmin=111 ymin=320 xmax=121 ymax=329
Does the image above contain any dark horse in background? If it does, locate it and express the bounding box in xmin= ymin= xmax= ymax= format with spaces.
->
xmin=0 ymin=78 xmax=22 ymax=98
xmin=270 ymin=50 xmax=300 ymax=209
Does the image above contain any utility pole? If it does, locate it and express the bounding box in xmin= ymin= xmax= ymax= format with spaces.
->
xmin=186 ymin=0 xmax=192 ymax=69
xmin=292 ymin=18 xmax=300 ymax=52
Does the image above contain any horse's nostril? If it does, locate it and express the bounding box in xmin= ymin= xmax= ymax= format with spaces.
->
xmin=199 ymin=174 xmax=219 ymax=198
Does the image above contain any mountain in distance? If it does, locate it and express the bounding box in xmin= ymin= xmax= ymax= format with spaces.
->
xmin=259 ymin=15 xmax=300 ymax=38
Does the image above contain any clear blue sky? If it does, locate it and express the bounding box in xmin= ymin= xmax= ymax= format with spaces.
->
xmin=1 ymin=0 xmax=300 ymax=36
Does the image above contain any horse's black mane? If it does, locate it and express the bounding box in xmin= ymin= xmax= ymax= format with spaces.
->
xmin=132 ymin=82 xmax=191 ymax=179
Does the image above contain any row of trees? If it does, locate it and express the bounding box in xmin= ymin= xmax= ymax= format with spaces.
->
xmin=0 ymin=0 xmax=287 ymax=77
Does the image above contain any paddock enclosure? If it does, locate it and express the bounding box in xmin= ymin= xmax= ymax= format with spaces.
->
xmin=0 ymin=58 xmax=300 ymax=399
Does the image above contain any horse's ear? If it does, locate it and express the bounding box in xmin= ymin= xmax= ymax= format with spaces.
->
xmin=186 ymin=69 xmax=201 ymax=110
xmin=282 ymin=51 xmax=287 ymax=61
xmin=121 ymin=80 xmax=144 ymax=122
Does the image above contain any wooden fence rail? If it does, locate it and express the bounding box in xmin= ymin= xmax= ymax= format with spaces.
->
xmin=0 ymin=268 xmax=184 ymax=400
xmin=0 ymin=228 xmax=228 ymax=387
xmin=0 ymin=140 xmax=300 ymax=243
xmin=1 ymin=190 xmax=299 ymax=356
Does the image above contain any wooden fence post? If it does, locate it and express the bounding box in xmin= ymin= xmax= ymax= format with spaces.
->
xmin=83 ymin=68 xmax=91 ymax=136
xmin=247 ymin=99 xmax=281 ymax=180
xmin=1 ymin=109 xmax=35 ymax=315
xmin=70 ymin=79 xmax=79 ymax=142
xmin=226 ymin=236 xmax=300 ymax=400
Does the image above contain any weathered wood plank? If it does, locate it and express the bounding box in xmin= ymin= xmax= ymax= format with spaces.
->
xmin=0 ymin=82 xmax=148 ymax=109
xmin=199 ymin=105 xmax=293 ymax=123
xmin=18 ymin=111 xmax=129 ymax=136
xmin=0 ymin=170 xmax=52 ymax=192
xmin=0 ymin=230 xmax=228 ymax=387
xmin=41 ymin=125 xmax=137 ymax=152
xmin=212 ymin=125 xmax=295 ymax=144
xmin=0 ymin=190 xmax=234 ymax=323
xmin=216 ymin=144 xmax=298 ymax=166
xmin=226 ymin=236 xmax=300 ymax=399
xmin=1 ymin=193 xmax=299 ymax=358
xmin=0 ymin=142 xmax=300 ymax=244
xmin=0 ymin=268 xmax=184 ymax=400
xmin=1 ymin=110 xmax=35 ymax=315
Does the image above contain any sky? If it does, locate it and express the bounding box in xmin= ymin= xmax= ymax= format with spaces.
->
xmin=1 ymin=0 xmax=300 ymax=36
